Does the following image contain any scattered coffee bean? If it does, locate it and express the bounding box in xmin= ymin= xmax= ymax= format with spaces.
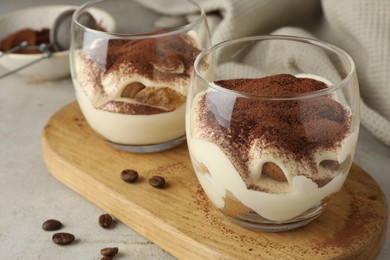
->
xmin=99 ymin=213 xmax=113 ymax=228
xmin=52 ymin=232 xmax=75 ymax=245
xmin=120 ymin=169 xmax=139 ymax=183
xmin=100 ymin=247 xmax=119 ymax=257
xmin=100 ymin=257 xmax=112 ymax=260
xmin=148 ymin=175 xmax=166 ymax=188
xmin=42 ymin=219 xmax=62 ymax=231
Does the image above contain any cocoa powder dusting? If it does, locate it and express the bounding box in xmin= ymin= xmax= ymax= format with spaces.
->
xmin=320 ymin=194 xmax=379 ymax=252
xmin=196 ymin=74 xmax=351 ymax=187
xmin=0 ymin=28 xmax=52 ymax=54
xmin=80 ymin=32 xmax=200 ymax=115
xmin=104 ymin=33 xmax=200 ymax=81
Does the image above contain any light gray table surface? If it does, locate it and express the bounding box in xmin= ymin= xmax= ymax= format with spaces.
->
xmin=1 ymin=1 xmax=389 ymax=259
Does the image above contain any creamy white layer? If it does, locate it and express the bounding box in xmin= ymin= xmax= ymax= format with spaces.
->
xmin=76 ymin=84 xmax=185 ymax=145
xmin=187 ymin=131 xmax=357 ymax=221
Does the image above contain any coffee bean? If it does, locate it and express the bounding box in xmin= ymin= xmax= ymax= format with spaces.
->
xmin=99 ymin=214 xmax=113 ymax=228
xmin=100 ymin=257 xmax=112 ymax=260
xmin=52 ymin=232 xmax=75 ymax=245
xmin=148 ymin=176 xmax=165 ymax=188
xmin=120 ymin=169 xmax=139 ymax=183
xmin=42 ymin=219 xmax=62 ymax=231
xmin=100 ymin=247 xmax=119 ymax=257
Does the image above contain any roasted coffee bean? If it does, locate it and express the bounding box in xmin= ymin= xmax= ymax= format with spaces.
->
xmin=42 ymin=219 xmax=62 ymax=231
xmin=148 ymin=175 xmax=165 ymax=188
xmin=120 ymin=169 xmax=139 ymax=183
xmin=100 ymin=247 xmax=119 ymax=257
xmin=100 ymin=257 xmax=112 ymax=260
xmin=99 ymin=214 xmax=113 ymax=228
xmin=52 ymin=232 xmax=75 ymax=245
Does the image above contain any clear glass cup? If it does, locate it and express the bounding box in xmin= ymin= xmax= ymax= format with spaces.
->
xmin=70 ymin=0 xmax=210 ymax=153
xmin=186 ymin=35 xmax=360 ymax=232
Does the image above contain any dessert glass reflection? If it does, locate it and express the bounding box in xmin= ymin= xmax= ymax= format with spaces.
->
xmin=186 ymin=35 xmax=360 ymax=232
xmin=70 ymin=0 xmax=210 ymax=153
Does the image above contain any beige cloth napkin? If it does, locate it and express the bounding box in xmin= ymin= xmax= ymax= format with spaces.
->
xmin=150 ymin=0 xmax=390 ymax=146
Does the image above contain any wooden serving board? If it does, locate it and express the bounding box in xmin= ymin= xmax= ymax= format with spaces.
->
xmin=41 ymin=101 xmax=388 ymax=260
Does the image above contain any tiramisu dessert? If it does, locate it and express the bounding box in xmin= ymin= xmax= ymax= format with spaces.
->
xmin=187 ymin=74 xmax=358 ymax=222
xmin=73 ymin=31 xmax=201 ymax=145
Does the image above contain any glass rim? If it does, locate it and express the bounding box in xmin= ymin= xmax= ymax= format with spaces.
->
xmin=193 ymin=35 xmax=357 ymax=101
xmin=72 ymin=0 xmax=206 ymax=39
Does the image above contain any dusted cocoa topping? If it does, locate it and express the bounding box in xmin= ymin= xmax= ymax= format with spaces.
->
xmin=103 ymin=33 xmax=200 ymax=81
xmin=78 ymin=32 xmax=200 ymax=115
xmin=0 ymin=28 xmax=52 ymax=54
xmin=219 ymin=74 xmax=329 ymax=96
xmin=195 ymin=74 xmax=352 ymax=189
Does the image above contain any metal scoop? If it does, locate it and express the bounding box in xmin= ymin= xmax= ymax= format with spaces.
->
xmin=0 ymin=9 xmax=97 ymax=79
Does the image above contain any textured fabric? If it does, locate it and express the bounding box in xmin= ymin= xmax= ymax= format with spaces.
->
xmin=152 ymin=0 xmax=390 ymax=146
xmin=319 ymin=0 xmax=390 ymax=146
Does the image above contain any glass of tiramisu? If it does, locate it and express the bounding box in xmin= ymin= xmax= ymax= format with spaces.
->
xmin=70 ymin=0 xmax=210 ymax=153
xmin=186 ymin=35 xmax=360 ymax=232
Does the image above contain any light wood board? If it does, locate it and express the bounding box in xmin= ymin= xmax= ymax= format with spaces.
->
xmin=41 ymin=101 xmax=388 ymax=259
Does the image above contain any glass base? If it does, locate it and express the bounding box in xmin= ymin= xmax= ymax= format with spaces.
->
xmin=224 ymin=204 xmax=323 ymax=232
xmin=108 ymin=135 xmax=186 ymax=153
